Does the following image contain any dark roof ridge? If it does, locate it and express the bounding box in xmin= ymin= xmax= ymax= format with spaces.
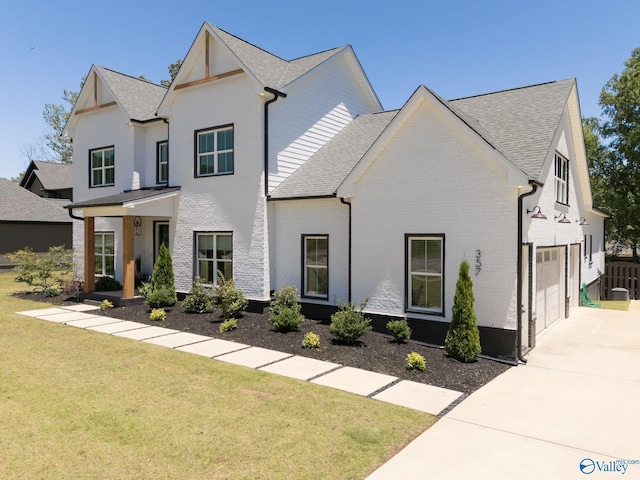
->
xmin=96 ymin=65 xmax=168 ymax=89
xmin=210 ymin=24 xmax=287 ymax=62
xmin=449 ymin=78 xmax=573 ymax=102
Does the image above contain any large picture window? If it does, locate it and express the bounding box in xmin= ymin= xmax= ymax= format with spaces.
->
xmin=95 ymin=232 xmax=115 ymax=277
xmin=195 ymin=125 xmax=234 ymax=177
xmin=157 ymin=141 xmax=168 ymax=184
xmin=555 ymin=153 xmax=569 ymax=204
xmin=90 ymin=146 xmax=115 ymax=187
xmin=196 ymin=232 xmax=232 ymax=285
xmin=406 ymin=235 xmax=444 ymax=314
xmin=303 ymin=235 xmax=328 ymax=298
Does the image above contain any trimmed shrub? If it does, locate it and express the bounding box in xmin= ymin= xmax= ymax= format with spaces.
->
xmin=214 ymin=272 xmax=248 ymax=320
xmin=219 ymin=318 xmax=237 ymax=333
xmin=149 ymin=308 xmax=166 ymax=322
xmin=386 ymin=318 xmax=412 ymax=343
xmin=445 ymin=260 xmax=481 ymax=362
xmin=302 ymin=332 xmax=320 ymax=349
xmin=329 ymin=299 xmax=372 ymax=345
xmin=406 ymin=352 xmax=426 ymax=371
xmin=44 ymin=285 xmax=61 ymax=297
xmin=270 ymin=286 xmax=304 ymax=332
xmin=181 ymin=277 xmax=215 ymax=313
xmin=95 ymin=276 xmax=122 ymax=292
xmin=145 ymin=288 xmax=177 ymax=309
xmin=144 ymin=244 xmax=177 ymax=308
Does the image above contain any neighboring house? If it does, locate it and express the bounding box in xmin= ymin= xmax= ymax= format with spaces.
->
xmin=64 ymin=23 xmax=606 ymax=360
xmin=20 ymin=160 xmax=73 ymax=200
xmin=0 ymin=178 xmax=73 ymax=261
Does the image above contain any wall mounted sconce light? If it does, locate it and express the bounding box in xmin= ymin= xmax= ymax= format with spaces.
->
xmin=577 ymin=217 xmax=589 ymax=226
xmin=555 ymin=213 xmax=571 ymax=224
xmin=134 ymin=216 xmax=142 ymax=236
xmin=526 ymin=206 xmax=547 ymax=219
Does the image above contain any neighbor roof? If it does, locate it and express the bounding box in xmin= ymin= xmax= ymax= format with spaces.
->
xmin=269 ymin=111 xmax=398 ymax=199
xmin=450 ymin=79 xmax=575 ymax=179
xmin=20 ymin=160 xmax=72 ymax=192
xmin=94 ymin=66 xmax=167 ymax=122
xmin=0 ymin=178 xmax=71 ymax=223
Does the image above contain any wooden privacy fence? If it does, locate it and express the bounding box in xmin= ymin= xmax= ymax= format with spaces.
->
xmin=601 ymin=262 xmax=640 ymax=300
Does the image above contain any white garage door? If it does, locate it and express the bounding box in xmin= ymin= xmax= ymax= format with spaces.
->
xmin=536 ymin=248 xmax=563 ymax=335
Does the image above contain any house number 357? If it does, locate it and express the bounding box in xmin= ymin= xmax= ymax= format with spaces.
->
xmin=475 ymin=250 xmax=482 ymax=276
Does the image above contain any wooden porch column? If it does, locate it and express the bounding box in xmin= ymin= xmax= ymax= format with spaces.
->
xmin=122 ymin=216 xmax=135 ymax=298
xmin=84 ymin=217 xmax=95 ymax=293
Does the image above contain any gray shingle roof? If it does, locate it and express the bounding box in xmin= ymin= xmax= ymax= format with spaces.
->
xmin=95 ymin=66 xmax=168 ymax=121
xmin=0 ymin=178 xmax=71 ymax=223
xmin=269 ymin=111 xmax=397 ymax=199
xmin=210 ymin=25 xmax=345 ymax=90
xmin=450 ymin=79 xmax=575 ymax=179
xmin=24 ymin=161 xmax=72 ymax=191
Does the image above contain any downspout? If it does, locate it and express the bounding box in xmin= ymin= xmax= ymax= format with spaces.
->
xmin=67 ymin=207 xmax=84 ymax=222
xmin=516 ymin=180 xmax=540 ymax=364
xmin=340 ymin=197 xmax=352 ymax=303
xmin=263 ymin=87 xmax=287 ymax=197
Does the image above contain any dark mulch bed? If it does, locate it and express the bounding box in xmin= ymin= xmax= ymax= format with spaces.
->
xmin=17 ymin=292 xmax=512 ymax=395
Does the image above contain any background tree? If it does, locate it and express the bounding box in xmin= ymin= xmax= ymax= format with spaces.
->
xmin=161 ymin=60 xmax=182 ymax=87
xmin=593 ymin=47 xmax=640 ymax=260
xmin=42 ymin=84 xmax=83 ymax=164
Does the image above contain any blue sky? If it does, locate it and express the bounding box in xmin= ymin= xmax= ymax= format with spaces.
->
xmin=0 ymin=0 xmax=638 ymax=180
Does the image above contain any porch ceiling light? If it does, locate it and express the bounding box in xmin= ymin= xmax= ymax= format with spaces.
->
xmin=526 ymin=206 xmax=547 ymax=219
xmin=577 ymin=217 xmax=589 ymax=225
xmin=555 ymin=213 xmax=571 ymax=224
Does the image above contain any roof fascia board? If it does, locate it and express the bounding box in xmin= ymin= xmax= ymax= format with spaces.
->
xmin=566 ymin=83 xmax=594 ymax=208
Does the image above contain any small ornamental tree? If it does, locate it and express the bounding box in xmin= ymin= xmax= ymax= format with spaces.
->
xmin=145 ymin=243 xmax=177 ymax=307
xmin=445 ymin=260 xmax=481 ymax=362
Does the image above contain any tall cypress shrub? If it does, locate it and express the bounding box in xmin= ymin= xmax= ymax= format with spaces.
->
xmin=146 ymin=243 xmax=177 ymax=307
xmin=445 ymin=260 xmax=481 ymax=362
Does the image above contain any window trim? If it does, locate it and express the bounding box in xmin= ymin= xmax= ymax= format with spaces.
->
xmin=405 ymin=234 xmax=445 ymax=316
xmin=301 ymin=234 xmax=329 ymax=300
xmin=89 ymin=145 xmax=115 ymax=188
xmin=156 ymin=140 xmax=168 ymax=185
xmin=194 ymin=231 xmax=233 ymax=286
xmin=95 ymin=231 xmax=115 ymax=277
xmin=554 ymin=152 xmax=569 ymax=205
xmin=194 ymin=124 xmax=234 ymax=177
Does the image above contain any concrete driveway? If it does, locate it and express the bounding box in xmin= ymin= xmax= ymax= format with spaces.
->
xmin=367 ymin=303 xmax=640 ymax=479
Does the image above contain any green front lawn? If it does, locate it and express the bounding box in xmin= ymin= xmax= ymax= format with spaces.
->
xmin=0 ymin=272 xmax=435 ymax=479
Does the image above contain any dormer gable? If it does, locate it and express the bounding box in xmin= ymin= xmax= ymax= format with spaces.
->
xmin=65 ymin=66 xmax=167 ymax=138
xmin=157 ymin=23 xmax=381 ymax=116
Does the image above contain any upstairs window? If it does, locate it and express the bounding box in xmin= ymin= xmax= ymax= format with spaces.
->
xmin=195 ymin=125 xmax=234 ymax=177
xmin=555 ymin=153 xmax=569 ymax=204
xmin=407 ymin=235 xmax=444 ymax=314
xmin=90 ymin=147 xmax=115 ymax=187
xmin=157 ymin=141 xmax=168 ymax=184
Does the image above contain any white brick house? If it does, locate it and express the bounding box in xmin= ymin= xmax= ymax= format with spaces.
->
xmin=65 ymin=23 xmax=605 ymax=360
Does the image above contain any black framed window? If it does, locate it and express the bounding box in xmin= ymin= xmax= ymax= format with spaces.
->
xmin=195 ymin=232 xmax=233 ymax=285
xmin=195 ymin=125 xmax=234 ymax=177
xmin=157 ymin=141 xmax=168 ymax=184
xmin=90 ymin=146 xmax=114 ymax=187
xmin=302 ymin=235 xmax=328 ymax=298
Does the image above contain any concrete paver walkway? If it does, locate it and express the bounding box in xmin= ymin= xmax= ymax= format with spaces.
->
xmin=366 ymin=304 xmax=640 ymax=479
xmin=16 ymin=305 xmax=463 ymax=417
